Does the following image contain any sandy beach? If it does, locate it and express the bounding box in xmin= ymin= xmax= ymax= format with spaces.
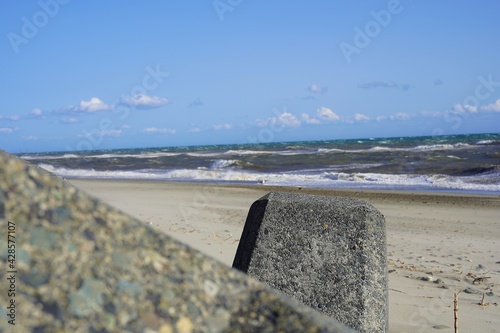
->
xmin=69 ymin=179 xmax=500 ymax=332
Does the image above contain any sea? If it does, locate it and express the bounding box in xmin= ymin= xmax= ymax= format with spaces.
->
xmin=19 ymin=133 xmax=500 ymax=194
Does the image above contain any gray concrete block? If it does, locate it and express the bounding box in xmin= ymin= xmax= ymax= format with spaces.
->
xmin=0 ymin=151 xmax=358 ymax=333
xmin=233 ymin=192 xmax=388 ymax=333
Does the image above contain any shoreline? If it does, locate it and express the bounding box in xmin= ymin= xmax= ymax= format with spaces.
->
xmin=69 ymin=178 xmax=500 ymax=332
xmin=65 ymin=177 xmax=500 ymax=197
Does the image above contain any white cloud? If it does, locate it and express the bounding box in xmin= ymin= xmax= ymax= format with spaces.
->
xmin=308 ymin=84 xmax=327 ymax=94
xmin=188 ymin=127 xmax=201 ymax=133
xmin=61 ymin=117 xmax=80 ymax=124
xmin=22 ymin=135 xmax=63 ymax=141
xmin=30 ymin=108 xmax=43 ymax=117
xmin=277 ymin=112 xmax=300 ymax=127
xmin=377 ymin=112 xmax=412 ymax=121
xmin=256 ymin=111 xmax=301 ymax=128
xmin=301 ymin=113 xmax=320 ymax=124
xmin=121 ymin=94 xmax=168 ymax=109
xmin=389 ymin=112 xmax=411 ymax=120
xmin=420 ymin=110 xmax=442 ymax=118
xmin=0 ymin=115 xmax=21 ymax=121
xmin=102 ymin=130 xmax=122 ymax=137
xmin=0 ymin=127 xmax=15 ymax=134
xmin=316 ymin=107 xmax=340 ymax=121
xmin=481 ymin=99 xmax=500 ymax=112
xmin=144 ymin=127 xmax=176 ymax=134
xmin=213 ymin=123 xmax=233 ymax=130
xmin=354 ymin=113 xmax=370 ymax=121
xmin=358 ymin=81 xmax=413 ymax=91
xmin=72 ymin=97 xmax=113 ymax=113
xmin=453 ymin=103 xmax=477 ymax=114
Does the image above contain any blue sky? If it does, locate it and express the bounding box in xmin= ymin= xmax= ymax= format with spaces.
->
xmin=1 ymin=1 xmax=499 ymax=153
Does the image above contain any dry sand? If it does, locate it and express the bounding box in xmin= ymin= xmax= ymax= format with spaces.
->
xmin=69 ymin=179 xmax=500 ymax=332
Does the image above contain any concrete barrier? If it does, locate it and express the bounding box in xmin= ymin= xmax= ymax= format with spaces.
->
xmin=0 ymin=151 xmax=357 ymax=332
xmin=233 ymin=192 xmax=388 ymax=333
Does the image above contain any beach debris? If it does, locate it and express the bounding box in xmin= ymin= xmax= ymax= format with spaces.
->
xmin=472 ymin=276 xmax=491 ymax=284
xmin=143 ymin=215 xmax=155 ymax=225
xmin=433 ymin=324 xmax=451 ymax=329
xmin=389 ymin=288 xmax=407 ymax=294
xmin=454 ymin=291 xmax=460 ymax=333
xmin=391 ymin=259 xmax=418 ymax=271
xmin=476 ymin=263 xmax=486 ymax=270
xmin=207 ymin=230 xmax=236 ymax=244
xmin=477 ymin=293 xmax=490 ymax=307
xmin=466 ymin=272 xmax=491 ymax=284
xmin=420 ymin=276 xmax=434 ymax=282
xmin=463 ymin=287 xmax=479 ymax=294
